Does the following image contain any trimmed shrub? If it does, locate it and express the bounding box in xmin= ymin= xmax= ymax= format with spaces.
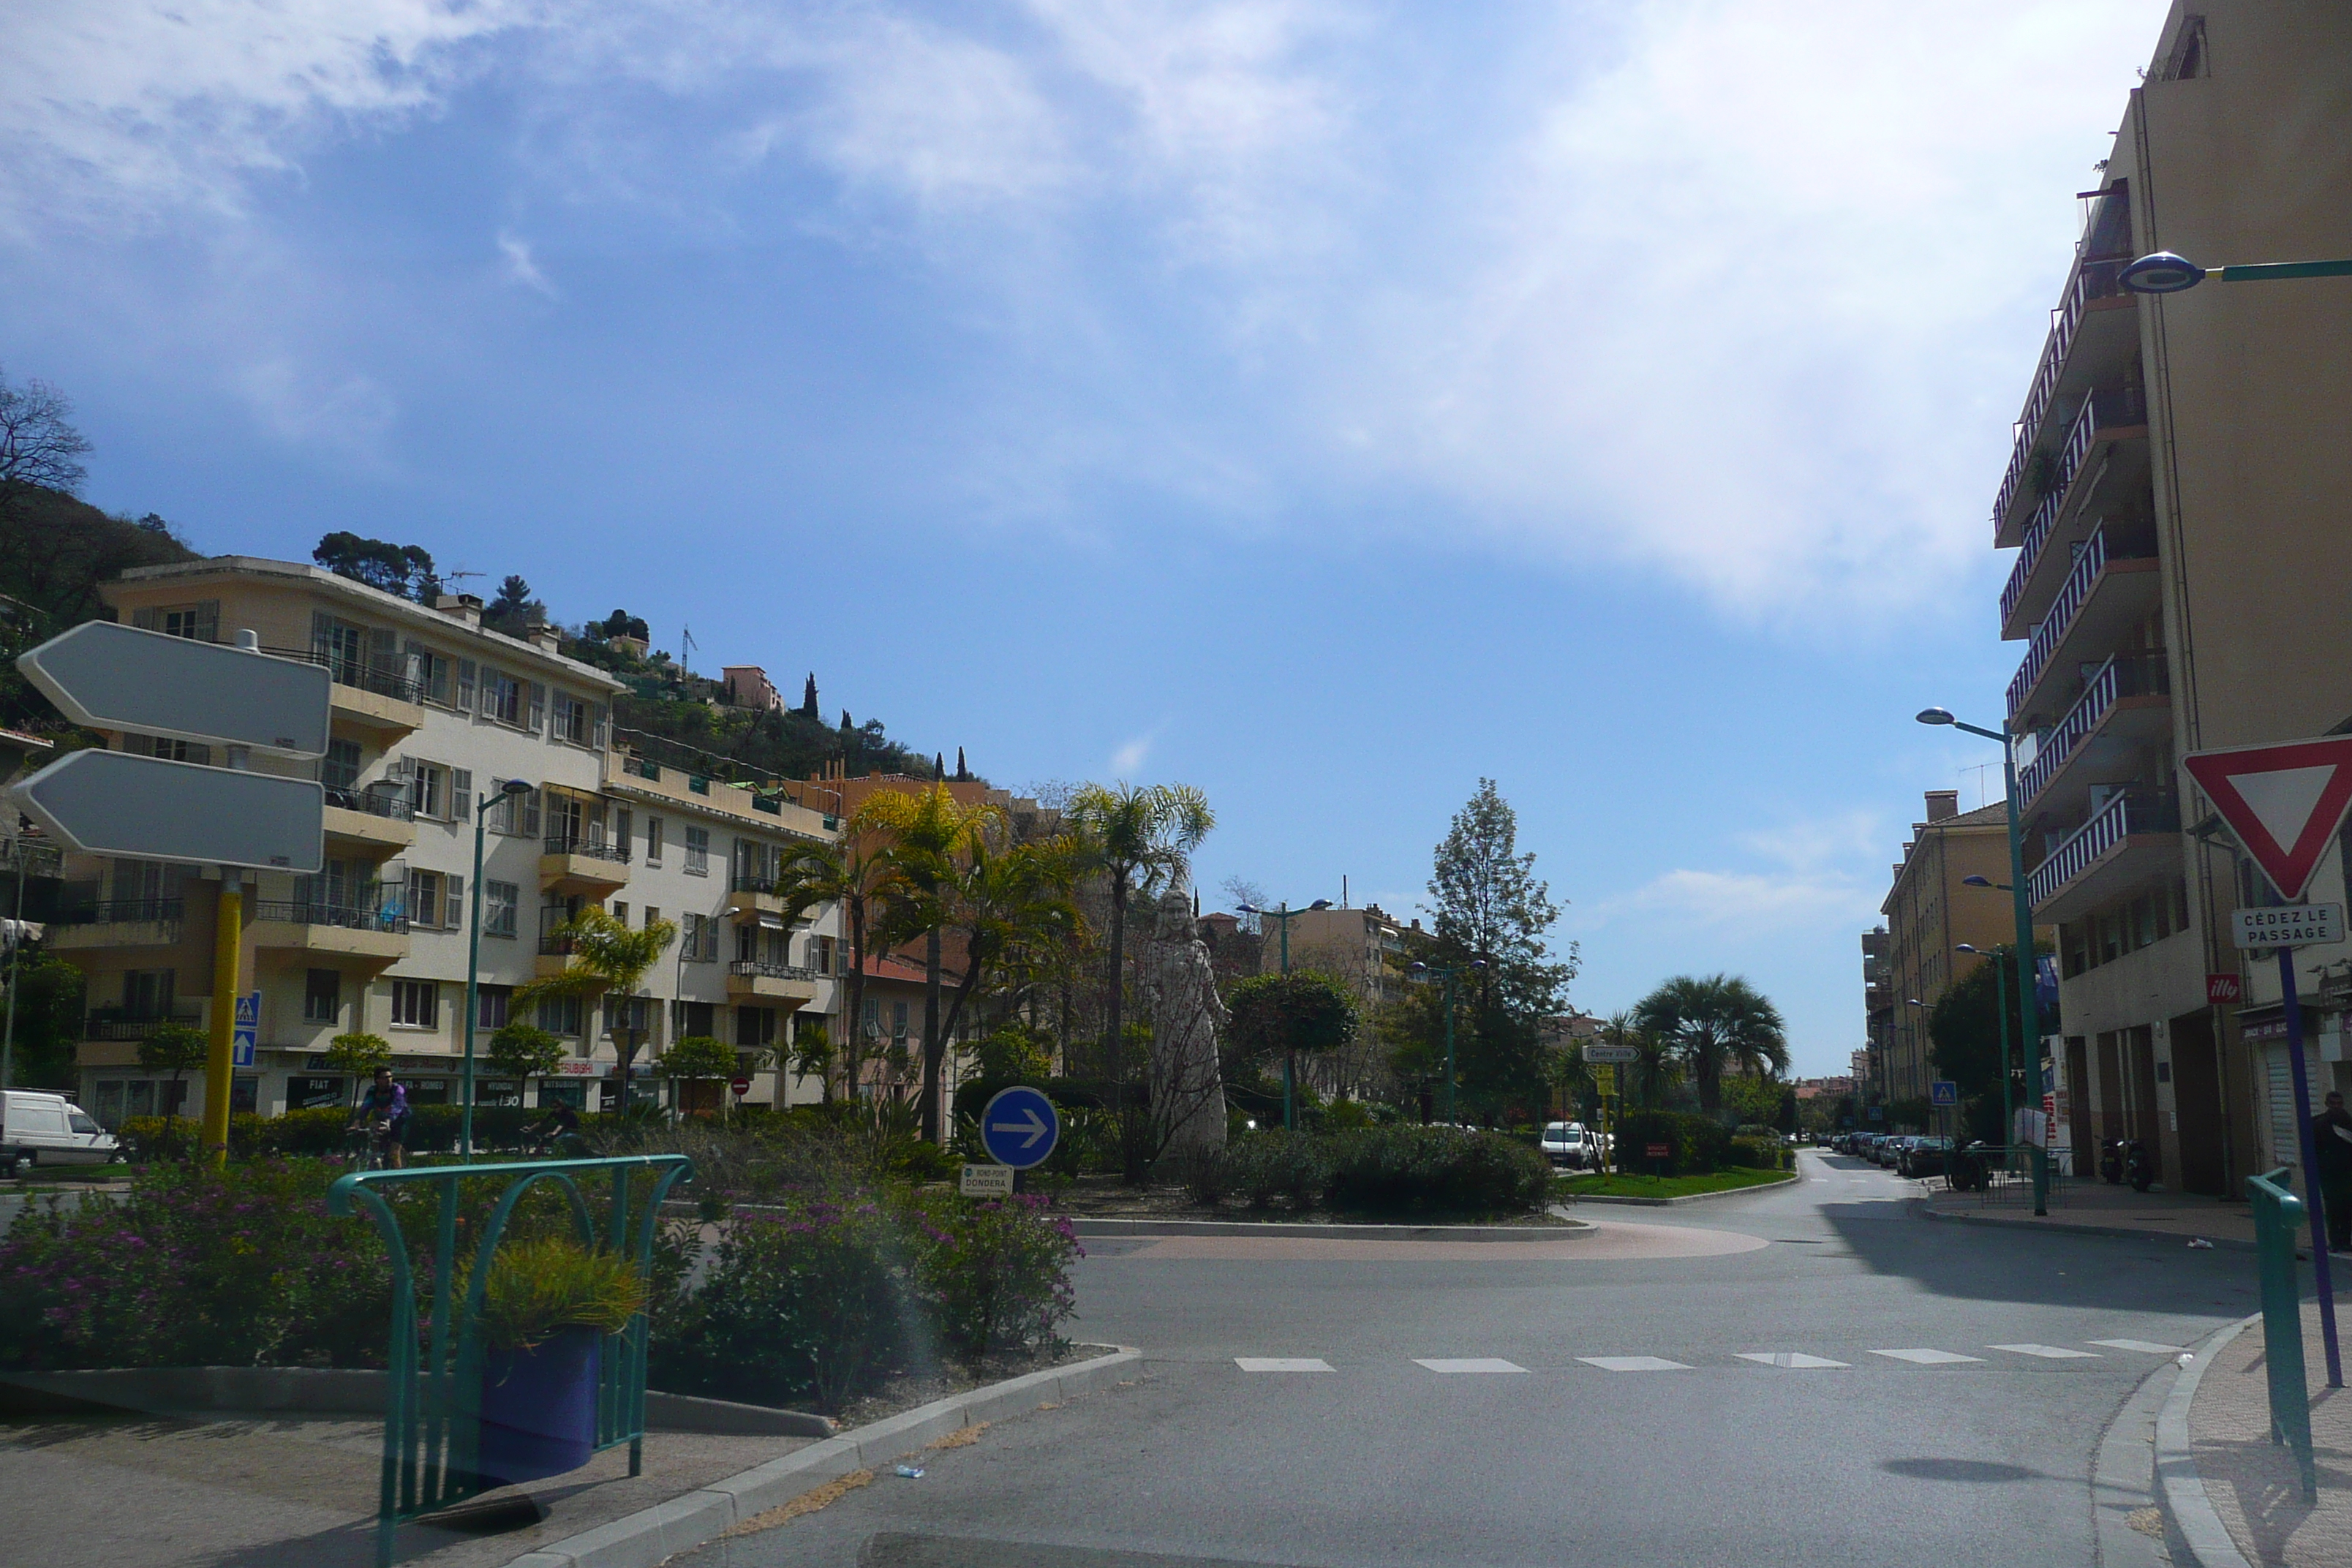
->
xmin=1224 ymin=1131 xmax=1327 ymax=1209
xmin=1727 ymin=1137 xmax=1787 ymax=1171
xmin=1613 ymin=1112 xmax=1734 ymax=1177
xmin=902 ymin=1191 xmax=1082 ymax=1359
xmin=1322 ymin=1127 xmax=1551 ymax=1215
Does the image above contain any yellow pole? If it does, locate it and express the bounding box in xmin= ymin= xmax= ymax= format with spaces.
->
xmin=204 ymin=875 xmax=241 ymax=1166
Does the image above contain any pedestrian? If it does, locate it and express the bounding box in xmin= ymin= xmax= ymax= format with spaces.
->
xmin=2313 ymin=1090 xmax=2352 ymax=1253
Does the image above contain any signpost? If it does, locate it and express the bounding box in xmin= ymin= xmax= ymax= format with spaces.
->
xmin=728 ymin=1074 xmax=751 ymax=1097
xmin=979 ymin=1085 xmax=1060 ymax=1191
xmin=12 ymin=626 xmax=328 ymax=1165
xmin=2185 ymin=735 xmax=2352 ymax=1392
xmin=1929 ymin=1081 xmax=1958 ymax=1108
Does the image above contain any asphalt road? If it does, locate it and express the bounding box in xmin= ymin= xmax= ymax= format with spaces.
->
xmin=682 ymin=1150 xmax=2261 ymax=1567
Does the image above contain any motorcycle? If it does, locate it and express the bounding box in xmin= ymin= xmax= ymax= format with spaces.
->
xmin=1947 ymin=1142 xmax=1992 ymax=1193
xmin=2100 ymin=1139 xmax=2152 ymax=1191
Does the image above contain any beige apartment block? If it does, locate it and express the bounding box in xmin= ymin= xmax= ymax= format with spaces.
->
xmin=1866 ymin=792 xmax=2040 ymax=1122
xmin=50 ymin=556 xmax=841 ymax=1126
xmin=1261 ymin=902 xmax=1418 ymax=1012
xmin=1989 ymin=2 xmax=2352 ymax=1195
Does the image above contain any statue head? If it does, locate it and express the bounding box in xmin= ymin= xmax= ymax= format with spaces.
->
xmin=1155 ymin=886 xmax=1194 ymax=938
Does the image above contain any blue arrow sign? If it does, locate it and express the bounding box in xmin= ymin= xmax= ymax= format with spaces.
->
xmin=979 ymin=1085 xmax=1060 ymax=1170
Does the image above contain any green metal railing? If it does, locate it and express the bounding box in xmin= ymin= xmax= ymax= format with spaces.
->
xmin=2248 ymin=1165 xmax=2317 ymax=1502
xmin=1945 ymin=1142 xmax=2051 ymax=1215
xmin=327 ymin=1153 xmax=694 ymax=1567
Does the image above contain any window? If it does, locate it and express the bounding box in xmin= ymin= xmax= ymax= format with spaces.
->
xmin=615 ymin=810 xmax=631 ymax=856
xmin=321 ymin=739 xmax=361 ymax=799
xmin=312 ymin=613 xmax=369 ymax=685
xmin=644 ymin=905 xmax=660 ymax=933
xmin=813 ymin=935 xmax=835 ymax=975
xmin=391 ymin=980 xmax=439 ymax=1029
xmin=527 ymin=682 xmax=546 ymax=734
xmin=891 ymin=1001 xmax=910 ymax=1042
xmin=304 ymin=968 xmax=341 ymax=1025
xmin=492 ymin=784 xmax=541 ymax=837
xmin=451 ymin=768 xmax=472 ymax=821
xmin=483 ymin=668 xmax=523 ymax=725
xmin=411 ymin=871 xmax=442 ymax=929
xmin=682 ymin=913 xmax=709 ymax=961
xmin=645 ymin=816 xmax=664 ymax=865
xmin=478 ymin=986 xmax=511 ymax=1030
xmin=611 ymin=901 xmax=629 ymax=927
xmin=685 ymin=826 xmax=709 ymax=875
xmin=553 ymin=693 xmax=591 ymax=746
xmin=675 ymin=1000 xmax=716 ymax=1039
xmin=133 ymin=600 xmax=219 ymax=642
xmin=538 ymin=994 xmax=584 ymax=1036
xmin=456 ymin=658 xmax=476 ymax=712
xmin=484 ymin=879 xmax=519 ymax=938
xmin=736 ymin=1006 xmax=776 ymax=1048
xmin=404 ymin=641 xmax=452 ymax=706
xmin=126 ymin=734 xmax=211 ymax=766
xmin=124 ymin=968 xmax=176 ymax=1019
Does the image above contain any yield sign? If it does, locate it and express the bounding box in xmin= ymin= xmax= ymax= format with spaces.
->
xmin=2183 ymin=735 xmax=2352 ymax=901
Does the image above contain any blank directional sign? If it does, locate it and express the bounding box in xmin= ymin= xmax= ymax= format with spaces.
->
xmin=979 ymin=1085 xmax=1060 ymax=1170
xmin=14 ymin=750 xmax=324 ymax=872
xmin=19 ymin=621 xmax=331 ymax=758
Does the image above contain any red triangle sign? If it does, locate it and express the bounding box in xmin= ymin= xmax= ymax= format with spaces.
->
xmin=2183 ymin=736 xmax=2352 ymax=902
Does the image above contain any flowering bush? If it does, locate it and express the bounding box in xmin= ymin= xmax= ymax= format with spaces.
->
xmin=903 ymin=1191 xmax=1081 ymax=1360
xmin=0 ymin=1158 xmax=393 ymax=1370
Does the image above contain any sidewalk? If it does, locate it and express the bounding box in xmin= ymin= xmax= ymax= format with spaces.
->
xmin=1920 ymin=1176 xmax=2258 ymax=1248
xmin=2188 ymin=1302 xmax=2352 ymax=1567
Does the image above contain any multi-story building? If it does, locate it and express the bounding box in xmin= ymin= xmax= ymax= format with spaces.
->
xmin=1871 ymin=791 xmax=2037 ymax=1120
xmin=1983 ymin=1 xmax=2352 ymax=1194
xmin=49 ymin=557 xmax=841 ymax=1125
xmin=1261 ymin=902 xmax=1417 ymax=1011
xmin=1860 ymin=927 xmax=1891 ymax=1105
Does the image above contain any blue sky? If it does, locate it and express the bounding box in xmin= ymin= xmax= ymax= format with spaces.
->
xmin=2 ymin=0 xmax=2169 ymax=1074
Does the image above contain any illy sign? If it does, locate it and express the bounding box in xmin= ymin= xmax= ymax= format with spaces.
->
xmin=2206 ymin=973 xmax=2244 ymax=1006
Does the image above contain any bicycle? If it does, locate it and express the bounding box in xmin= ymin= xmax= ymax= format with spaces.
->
xmin=344 ymin=1119 xmax=401 ymax=1171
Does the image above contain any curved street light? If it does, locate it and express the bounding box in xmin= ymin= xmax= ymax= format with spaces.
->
xmin=1237 ymin=898 xmax=1334 ymax=1128
xmin=2117 ymin=249 xmax=2352 ymax=295
xmin=1407 ymin=957 xmax=1485 ymax=1127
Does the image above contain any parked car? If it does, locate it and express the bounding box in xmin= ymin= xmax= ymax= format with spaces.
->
xmin=1880 ymin=1135 xmax=1915 ymax=1168
xmin=1898 ymin=1137 xmax=1952 ymax=1178
xmin=0 ymin=1090 xmax=121 ymax=1175
xmin=1539 ymin=1121 xmax=1602 ymax=1169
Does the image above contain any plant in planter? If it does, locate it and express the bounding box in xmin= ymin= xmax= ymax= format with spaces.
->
xmin=468 ymin=1236 xmax=647 ymax=1487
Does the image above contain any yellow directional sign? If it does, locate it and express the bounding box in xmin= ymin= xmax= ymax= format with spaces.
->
xmin=1592 ymin=1063 xmax=1616 ymax=1093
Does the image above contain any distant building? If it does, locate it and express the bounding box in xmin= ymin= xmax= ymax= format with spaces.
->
xmin=1259 ymin=902 xmax=1417 ymax=1011
xmin=720 ymin=666 xmax=785 ymax=714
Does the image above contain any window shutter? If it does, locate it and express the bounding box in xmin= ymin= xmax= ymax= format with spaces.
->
xmin=592 ymin=704 xmax=608 ymax=750
xmin=521 ymin=788 xmax=542 ymax=837
xmin=527 ymin=682 xmax=546 ymax=734
xmin=311 ymin=610 xmax=334 ymax=657
xmin=132 ymin=607 xmax=157 ymax=630
xmin=445 ymin=875 xmax=464 ymax=930
xmin=452 ymin=768 xmax=472 ymax=819
xmin=458 ymin=659 xmax=477 ymax=713
xmin=195 ymin=602 xmax=220 ymax=643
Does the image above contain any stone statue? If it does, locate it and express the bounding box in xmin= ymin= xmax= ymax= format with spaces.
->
xmin=1147 ymin=886 xmax=1229 ymax=1157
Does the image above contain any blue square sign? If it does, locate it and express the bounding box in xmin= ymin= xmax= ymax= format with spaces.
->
xmin=1929 ymin=1080 xmax=1959 ymax=1108
xmin=232 ymin=990 xmax=260 ymax=1068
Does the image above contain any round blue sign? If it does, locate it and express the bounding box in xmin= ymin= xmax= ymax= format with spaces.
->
xmin=979 ymin=1085 xmax=1060 ymax=1170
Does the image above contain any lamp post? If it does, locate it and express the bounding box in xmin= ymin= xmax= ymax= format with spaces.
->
xmin=1407 ymin=957 xmax=1485 ymax=1126
xmin=1954 ymin=941 xmax=2013 ymax=1146
xmin=2116 ymin=250 xmax=2352 ymax=295
xmin=1237 ymin=898 xmax=1331 ymax=1131
xmin=1917 ymin=709 xmax=2040 ymax=1158
xmin=461 ymin=779 xmax=536 ymax=1158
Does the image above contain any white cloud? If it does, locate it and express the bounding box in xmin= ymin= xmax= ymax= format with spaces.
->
xmin=1592 ymin=866 xmax=1881 ymax=935
xmin=1109 ymin=733 xmax=1153 ymax=774
xmin=230 ymin=355 xmax=399 ymax=468
xmin=497 ymin=230 xmax=556 ymax=295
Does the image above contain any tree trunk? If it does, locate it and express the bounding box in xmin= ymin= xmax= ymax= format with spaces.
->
xmin=920 ymin=925 xmax=944 ymax=1142
xmin=845 ymin=897 xmax=868 ymax=1105
xmin=1104 ymin=869 xmax=1129 ymax=1088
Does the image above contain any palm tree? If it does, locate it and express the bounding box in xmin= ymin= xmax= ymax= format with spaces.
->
xmin=774 ymin=829 xmax=896 ymax=1104
xmin=516 ymin=907 xmax=677 ymax=1106
xmin=1063 ymin=783 xmax=1215 ymax=1096
xmin=857 ymin=784 xmax=1005 ymax=1141
xmin=1607 ymin=1011 xmax=1682 ymax=1111
xmin=1633 ymin=974 xmax=1788 ymax=1115
xmin=923 ymin=834 xmax=1082 ymax=1136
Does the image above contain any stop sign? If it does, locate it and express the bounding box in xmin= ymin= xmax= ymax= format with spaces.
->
xmin=729 ymin=1075 xmax=752 ymax=1096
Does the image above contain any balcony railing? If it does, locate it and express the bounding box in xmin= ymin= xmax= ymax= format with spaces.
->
xmin=83 ymin=1009 xmax=203 ymax=1041
xmin=543 ymin=834 xmax=630 ymax=864
xmin=622 ymin=756 xmax=662 ymax=783
xmin=1993 ymin=256 xmax=2130 ymax=529
xmin=54 ymin=897 xmax=186 ymax=927
xmin=325 ymin=785 xmax=416 ymax=821
xmin=262 ymin=644 xmax=424 ymax=705
xmin=2017 ymin=653 xmax=2171 ymax=807
xmin=538 ymin=932 xmax=576 ymax=957
xmin=1999 ymin=493 xmax=2065 ymax=627
xmin=2008 ymin=529 xmax=2108 ymax=717
xmin=250 ymin=898 xmax=408 ymax=933
xmin=2027 ymin=788 xmax=2180 ymax=908
xmin=729 ymin=959 xmax=818 ymax=984
xmin=731 ymin=872 xmax=779 ymax=894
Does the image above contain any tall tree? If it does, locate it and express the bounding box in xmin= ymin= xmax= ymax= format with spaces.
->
xmin=1427 ymin=779 xmax=1575 ymax=1017
xmin=800 ymin=674 xmax=820 ymax=718
xmin=1066 ymin=783 xmax=1215 ymax=1175
xmin=516 ymin=908 xmax=678 ymax=1097
xmin=775 ymin=828 xmax=897 ymax=1101
xmin=0 ymin=366 xmax=93 ymax=502
xmin=312 ymin=532 xmax=440 ymax=602
xmin=1633 ymin=974 xmax=1788 ymax=1115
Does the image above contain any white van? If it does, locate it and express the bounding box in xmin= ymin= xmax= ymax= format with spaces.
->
xmin=0 ymin=1090 xmax=121 ymax=1175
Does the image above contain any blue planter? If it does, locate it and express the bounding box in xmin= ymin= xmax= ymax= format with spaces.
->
xmin=478 ymin=1328 xmax=600 ymax=1487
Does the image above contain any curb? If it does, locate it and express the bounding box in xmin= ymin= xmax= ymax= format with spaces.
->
xmin=502 ymin=1346 xmax=1142 ymax=1568
xmin=2157 ymin=1314 xmax=2257 ymax=1568
xmin=1066 ymin=1217 xmax=1592 ymax=1241
xmin=1918 ymin=1204 xmax=2257 ymax=1252
xmin=1559 ymin=1174 xmax=1800 ymax=1207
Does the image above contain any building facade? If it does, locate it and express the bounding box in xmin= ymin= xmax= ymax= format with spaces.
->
xmin=1987 ymin=2 xmax=2352 ymax=1194
xmin=50 ymin=557 xmax=843 ymax=1125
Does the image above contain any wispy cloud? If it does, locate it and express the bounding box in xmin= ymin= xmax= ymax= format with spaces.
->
xmin=497 ymin=230 xmax=556 ymax=295
xmin=1109 ymin=732 xmax=1153 ymax=775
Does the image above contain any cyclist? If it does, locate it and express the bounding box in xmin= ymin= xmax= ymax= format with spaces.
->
xmin=525 ymin=1098 xmax=585 ymax=1157
xmin=347 ymin=1067 xmax=410 ymax=1169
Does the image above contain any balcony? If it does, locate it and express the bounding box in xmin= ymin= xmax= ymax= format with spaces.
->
xmin=47 ymin=897 xmax=188 ymax=950
xmin=726 ymin=872 xmax=790 ymax=921
xmin=1992 ymin=254 xmax=2139 ymax=546
xmin=535 ymin=932 xmax=578 ymax=979
xmin=1998 ymin=388 xmax=2152 ymax=636
xmin=2004 ymin=529 xmax=2162 ymax=728
xmin=2027 ymin=787 xmax=2182 ymax=921
xmin=263 ymin=645 xmax=426 ymax=738
xmin=323 ymin=785 xmax=417 ymax=854
xmin=540 ymin=834 xmax=630 ymax=894
xmin=2017 ymin=653 xmax=2172 ymax=816
xmin=82 ymin=1008 xmax=203 ymax=1042
xmin=247 ymin=898 xmax=409 ymax=964
xmin=725 ymin=959 xmax=821 ymax=1004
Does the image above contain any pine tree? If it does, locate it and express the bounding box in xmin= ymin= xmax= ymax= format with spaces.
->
xmin=935 ymin=752 xmax=946 ymax=778
xmin=955 ymin=747 xmax=968 ymax=781
xmin=801 ymin=674 xmax=819 ymax=718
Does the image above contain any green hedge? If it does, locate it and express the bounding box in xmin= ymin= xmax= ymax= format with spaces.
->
xmin=1612 ymin=1112 xmax=1734 ymax=1177
xmin=1198 ymin=1126 xmax=1552 ymax=1215
xmin=121 ymin=1105 xmax=544 ymax=1161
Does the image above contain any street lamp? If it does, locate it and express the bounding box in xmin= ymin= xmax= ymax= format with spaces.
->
xmin=1236 ymin=899 xmax=1332 ymax=1130
xmin=1406 ymin=957 xmax=1485 ymax=1126
xmin=2117 ymin=249 xmax=2352 ymax=295
xmin=460 ymin=778 xmax=537 ymax=1158
xmin=1953 ymin=942 xmax=2015 ymax=1140
xmin=1915 ymin=706 xmax=2039 ymax=1158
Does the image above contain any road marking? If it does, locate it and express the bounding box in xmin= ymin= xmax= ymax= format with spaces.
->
xmin=1235 ymin=1357 xmax=1331 ymax=1372
xmin=2089 ymin=1339 xmax=2188 ymax=1354
xmin=1414 ymin=1357 xmax=1529 ymax=1373
xmin=1869 ymin=1348 xmax=1986 ymax=1365
xmin=1989 ymin=1343 xmax=2101 ymax=1360
xmin=1736 ymin=1352 xmax=1848 ymax=1368
xmin=1577 ymin=1356 xmax=1691 ymax=1373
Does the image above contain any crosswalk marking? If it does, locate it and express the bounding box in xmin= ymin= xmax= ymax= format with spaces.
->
xmin=1869 ymin=1348 xmax=1986 ymax=1365
xmin=1414 ymin=1357 xmax=1529 ymax=1373
xmin=1578 ymin=1356 xmax=1691 ymax=1373
xmin=1736 ymin=1352 xmax=1848 ymax=1368
xmin=1989 ymin=1343 xmax=2100 ymax=1360
xmin=1235 ymin=1357 xmax=1332 ymax=1372
xmin=2089 ymin=1338 xmax=2187 ymax=1354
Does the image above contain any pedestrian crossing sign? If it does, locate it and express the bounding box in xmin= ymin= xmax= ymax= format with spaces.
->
xmin=232 ymin=990 xmax=259 ymax=1068
xmin=1929 ymin=1080 xmax=1959 ymax=1108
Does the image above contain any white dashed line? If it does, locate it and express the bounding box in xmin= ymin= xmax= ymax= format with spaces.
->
xmin=1414 ymin=1357 xmax=1529 ymax=1373
xmin=1736 ymin=1352 xmax=1848 ymax=1368
xmin=1235 ymin=1357 xmax=1332 ymax=1372
xmin=2089 ymin=1339 xmax=2187 ymax=1354
xmin=1578 ymin=1356 xmax=1692 ymax=1373
xmin=1869 ymin=1348 xmax=1986 ymax=1365
xmin=1989 ymin=1343 xmax=2100 ymax=1360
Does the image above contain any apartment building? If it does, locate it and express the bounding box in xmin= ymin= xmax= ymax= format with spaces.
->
xmin=1262 ymin=903 xmax=1417 ymax=1011
xmin=1987 ymin=2 xmax=2352 ymax=1194
xmin=50 ymin=557 xmax=840 ymax=1123
xmin=1869 ymin=792 xmax=2035 ymax=1118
